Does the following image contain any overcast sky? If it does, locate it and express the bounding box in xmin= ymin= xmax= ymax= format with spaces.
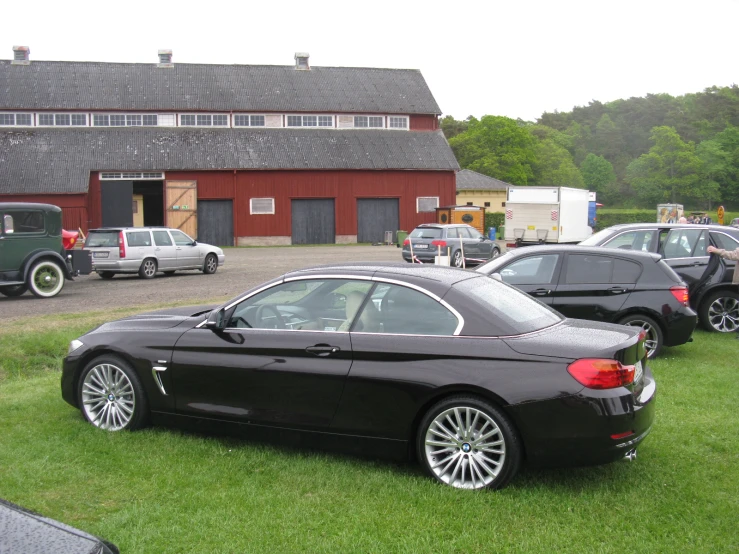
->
xmin=5 ymin=0 xmax=738 ymax=122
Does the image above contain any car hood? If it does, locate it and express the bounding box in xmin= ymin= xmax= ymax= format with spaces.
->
xmin=94 ymin=305 xmax=216 ymax=331
xmin=504 ymin=318 xmax=640 ymax=360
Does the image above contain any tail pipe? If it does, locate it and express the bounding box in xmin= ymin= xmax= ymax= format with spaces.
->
xmin=623 ymin=448 xmax=637 ymax=462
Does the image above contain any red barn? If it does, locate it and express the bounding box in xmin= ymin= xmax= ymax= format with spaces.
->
xmin=0 ymin=48 xmax=458 ymax=245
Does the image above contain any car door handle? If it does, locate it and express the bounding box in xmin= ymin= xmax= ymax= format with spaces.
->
xmin=305 ymin=344 xmax=341 ymax=357
xmin=531 ymin=288 xmax=551 ymax=296
xmin=691 ymin=261 xmax=704 ymax=266
xmin=607 ymin=287 xmax=627 ymax=294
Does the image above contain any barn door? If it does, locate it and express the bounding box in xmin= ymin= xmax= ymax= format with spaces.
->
xmin=101 ymin=180 xmax=133 ymax=227
xmin=357 ymin=198 xmax=399 ymax=243
xmin=165 ymin=181 xmax=198 ymax=238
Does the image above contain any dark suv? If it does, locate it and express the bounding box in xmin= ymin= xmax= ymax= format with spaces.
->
xmin=477 ymin=245 xmax=697 ymax=357
xmin=580 ymin=223 xmax=739 ymax=333
xmin=0 ymin=203 xmax=88 ymax=298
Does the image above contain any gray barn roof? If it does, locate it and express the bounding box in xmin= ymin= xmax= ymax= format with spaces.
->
xmin=0 ymin=128 xmax=459 ymax=194
xmin=0 ymin=60 xmax=441 ymax=114
xmin=455 ymin=169 xmax=510 ymax=191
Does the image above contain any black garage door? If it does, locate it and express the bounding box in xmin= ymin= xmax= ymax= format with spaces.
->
xmin=101 ymin=181 xmax=133 ymax=227
xmin=198 ymin=200 xmax=233 ymax=246
xmin=291 ymin=199 xmax=335 ymax=244
xmin=357 ymin=198 xmax=399 ymax=244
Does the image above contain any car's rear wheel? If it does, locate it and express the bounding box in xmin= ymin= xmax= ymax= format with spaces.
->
xmin=138 ymin=258 xmax=157 ymax=279
xmin=618 ymin=314 xmax=663 ymax=358
xmin=78 ymin=355 xmax=148 ymax=431
xmin=700 ymin=290 xmax=739 ymax=333
xmin=98 ymin=271 xmax=115 ymax=279
xmin=27 ymin=260 xmax=65 ymax=298
xmin=203 ymin=253 xmax=218 ymax=274
xmin=417 ymin=396 xmax=521 ymax=490
xmin=491 ymin=248 xmax=501 ymax=260
xmin=0 ymin=284 xmax=28 ymax=297
xmin=452 ymin=250 xmax=464 ymax=268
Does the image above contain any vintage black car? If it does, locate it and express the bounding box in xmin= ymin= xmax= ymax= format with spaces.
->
xmin=477 ymin=246 xmax=697 ymax=358
xmin=580 ymin=223 xmax=739 ymax=333
xmin=62 ymin=264 xmax=655 ymax=490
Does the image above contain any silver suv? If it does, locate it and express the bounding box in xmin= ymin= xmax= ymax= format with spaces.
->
xmin=84 ymin=227 xmax=225 ymax=279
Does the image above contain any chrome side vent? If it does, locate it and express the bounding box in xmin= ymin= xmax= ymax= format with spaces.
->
xmin=152 ymin=366 xmax=168 ymax=395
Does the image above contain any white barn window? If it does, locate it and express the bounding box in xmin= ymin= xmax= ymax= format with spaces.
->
xmin=250 ymin=198 xmax=275 ymax=215
xmin=417 ymin=197 xmax=439 ymax=213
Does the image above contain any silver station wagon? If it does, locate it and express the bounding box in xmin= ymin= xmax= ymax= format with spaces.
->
xmin=84 ymin=227 xmax=225 ymax=279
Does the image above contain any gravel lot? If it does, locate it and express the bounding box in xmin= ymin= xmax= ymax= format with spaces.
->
xmin=2 ymin=245 xmax=404 ymax=320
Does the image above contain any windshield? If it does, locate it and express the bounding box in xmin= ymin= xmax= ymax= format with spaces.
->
xmin=579 ymin=228 xmax=617 ymax=246
xmin=410 ymin=227 xmax=443 ymax=239
xmin=86 ymin=231 xmax=119 ymax=247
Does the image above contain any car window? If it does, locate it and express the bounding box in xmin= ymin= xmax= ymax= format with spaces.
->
xmin=86 ymin=231 xmax=119 ymax=247
xmin=711 ymin=232 xmax=739 ymax=251
xmin=612 ymin=259 xmax=642 ymax=283
xmin=410 ymin=227 xmax=442 ymax=239
xmin=361 ymin=283 xmax=459 ymax=335
xmin=126 ymin=231 xmax=152 ymax=247
xmin=2 ymin=214 xmax=13 ymax=234
xmin=579 ymin=228 xmax=617 ymax=246
xmin=565 ymin=255 xmax=613 ymax=284
xmin=500 ymin=254 xmax=560 ymax=285
xmin=694 ymin=231 xmax=708 ymax=256
xmin=446 ymin=228 xmax=459 ymax=239
xmin=662 ymin=229 xmax=704 ymax=259
xmin=603 ymin=230 xmax=655 ymax=252
xmin=170 ymin=230 xmax=194 ymax=246
xmin=4 ymin=211 xmax=44 ymax=234
xmin=457 ymin=227 xmax=472 ymax=239
xmin=467 ymin=227 xmax=483 ymax=240
xmin=153 ymin=230 xmax=173 ymax=247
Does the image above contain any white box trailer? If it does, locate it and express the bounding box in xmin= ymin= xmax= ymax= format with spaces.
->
xmin=504 ymin=186 xmax=592 ymax=246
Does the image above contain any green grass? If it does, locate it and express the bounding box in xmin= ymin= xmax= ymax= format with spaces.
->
xmin=1 ymin=314 xmax=738 ymax=553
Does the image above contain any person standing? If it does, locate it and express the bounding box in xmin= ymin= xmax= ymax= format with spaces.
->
xmin=707 ymin=244 xmax=739 ymax=339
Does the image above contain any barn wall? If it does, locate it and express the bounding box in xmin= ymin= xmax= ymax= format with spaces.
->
xmin=410 ymin=115 xmax=439 ymax=131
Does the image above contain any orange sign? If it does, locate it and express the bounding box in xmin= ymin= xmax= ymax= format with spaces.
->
xmin=718 ymin=205 xmax=725 ymax=225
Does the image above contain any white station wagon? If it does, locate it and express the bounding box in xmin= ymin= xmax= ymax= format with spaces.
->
xmin=84 ymin=227 xmax=225 ymax=279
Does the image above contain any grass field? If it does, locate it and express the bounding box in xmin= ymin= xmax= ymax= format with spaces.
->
xmin=1 ymin=310 xmax=738 ymax=553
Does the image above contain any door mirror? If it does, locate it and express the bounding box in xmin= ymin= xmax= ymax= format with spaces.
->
xmin=491 ymin=273 xmax=503 ymax=282
xmin=205 ymin=308 xmax=226 ymax=330
xmin=192 ymin=240 xmax=197 ymax=246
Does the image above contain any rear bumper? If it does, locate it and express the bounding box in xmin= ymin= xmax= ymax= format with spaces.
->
xmin=507 ymin=367 xmax=657 ymax=468
xmin=662 ymin=306 xmax=698 ymax=347
xmin=401 ymin=250 xmax=437 ymax=263
xmin=91 ymin=259 xmax=143 ymax=273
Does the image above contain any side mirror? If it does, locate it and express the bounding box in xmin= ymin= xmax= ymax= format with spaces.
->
xmin=491 ymin=273 xmax=503 ymax=282
xmin=205 ymin=308 xmax=226 ymax=330
xmin=192 ymin=240 xmax=198 ymax=246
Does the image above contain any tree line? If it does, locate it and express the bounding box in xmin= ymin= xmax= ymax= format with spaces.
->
xmin=441 ymin=85 xmax=739 ymax=209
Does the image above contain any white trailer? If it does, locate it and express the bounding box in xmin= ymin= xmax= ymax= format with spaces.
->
xmin=504 ymin=186 xmax=592 ymax=246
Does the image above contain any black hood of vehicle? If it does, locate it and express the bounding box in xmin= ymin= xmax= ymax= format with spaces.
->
xmin=94 ymin=305 xmax=217 ymax=332
xmin=504 ymin=318 xmax=639 ymax=360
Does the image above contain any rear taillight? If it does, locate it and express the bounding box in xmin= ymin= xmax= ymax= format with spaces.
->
xmin=431 ymin=240 xmax=447 ymax=248
xmin=118 ymin=231 xmax=126 ymax=259
xmin=403 ymin=238 xmax=410 ymax=246
xmin=670 ymin=285 xmax=689 ymax=307
xmin=567 ymin=359 xmax=636 ymax=389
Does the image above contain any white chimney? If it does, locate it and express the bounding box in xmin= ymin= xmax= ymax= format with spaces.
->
xmin=158 ymin=49 xmax=173 ymax=68
xmin=12 ymin=46 xmax=30 ymax=65
xmin=294 ymin=52 xmax=310 ymax=70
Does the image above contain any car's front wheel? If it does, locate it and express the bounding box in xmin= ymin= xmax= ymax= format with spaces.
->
xmin=78 ymin=355 xmax=148 ymax=431
xmin=700 ymin=290 xmax=739 ymax=333
xmin=618 ymin=314 xmax=663 ymax=358
xmin=138 ymin=258 xmax=157 ymax=279
xmin=203 ymin=253 xmax=218 ymax=274
xmin=27 ymin=260 xmax=65 ymax=298
xmin=417 ymin=396 xmax=521 ymax=490
xmin=0 ymin=284 xmax=28 ymax=297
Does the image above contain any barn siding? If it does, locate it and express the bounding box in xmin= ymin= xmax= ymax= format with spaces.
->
xmin=410 ymin=115 xmax=439 ymax=131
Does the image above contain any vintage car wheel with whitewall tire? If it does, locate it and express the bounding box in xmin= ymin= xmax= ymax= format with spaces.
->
xmin=700 ymin=290 xmax=739 ymax=333
xmin=78 ymin=355 xmax=149 ymax=431
xmin=27 ymin=260 xmax=65 ymax=298
xmin=417 ymin=396 xmax=521 ymax=490
xmin=138 ymin=258 xmax=157 ymax=279
xmin=203 ymin=253 xmax=218 ymax=274
xmin=0 ymin=284 xmax=28 ymax=297
xmin=618 ymin=314 xmax=663 ymax=358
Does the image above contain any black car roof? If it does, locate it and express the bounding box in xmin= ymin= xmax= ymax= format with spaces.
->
xmin=415 ymin=223 xmax=471 ymax=228
xmin=0 ymin=202 xmax=61 ymax=212
xmin=499 ymin=244 xmax=663 ymax=262
xmin=285 ymin=262 xmax=481 ymax=287
xmin=604 ymin=223 xmax=736 ymax=232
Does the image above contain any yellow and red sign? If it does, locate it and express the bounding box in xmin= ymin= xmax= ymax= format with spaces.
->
xmin=717 ymin=206 xmax=725 ymax=225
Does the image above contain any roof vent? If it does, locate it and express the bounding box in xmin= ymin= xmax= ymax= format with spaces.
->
xmin=12 ymin=46 xmax=30 ymax=65
xmin=294 ymin=52 xmax=310 ymax=70
xmin=158 ymin=49 xmax=173 ymax=68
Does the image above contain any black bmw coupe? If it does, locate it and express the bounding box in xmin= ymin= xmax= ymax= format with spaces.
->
xmin=62 ymin=263 xmax=655 ymax=490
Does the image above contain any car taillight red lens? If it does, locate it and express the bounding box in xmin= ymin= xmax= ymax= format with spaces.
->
xmin=431 ymin=240 xmax=447 ymax=248
xmin=670 ymin=285 xmax=689 ymax=306
xmin=567 ymin=359 xmax=636 ymax=389
xmin=118 ymin=231 xmax=126 ymax=259
xmin=403 ymin=238 xmax=410 ymax=246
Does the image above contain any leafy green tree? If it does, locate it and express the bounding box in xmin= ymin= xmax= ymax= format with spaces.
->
xmin=531 ymin=139 xmax=584 ymax=188
xmin=580 ymin=154 xmax=616 ymax=194
xmin=696 ymin=139 xmax=728 ymax=208
xmin=449 ymin=116 xmax=536 ymax=185
xmin=440 ymin=116 xmax=472 ymax=140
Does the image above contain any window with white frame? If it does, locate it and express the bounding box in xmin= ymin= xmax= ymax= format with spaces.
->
xmin=417 ymin=197 xmax=439 ymax=213
xmin=354 ymin=116 xmax=384 ymax=128
xmin=93 ymin=114 xmax=160 ymax=127
xmin=389 ymin=116 xmax=408 ymax=129
xmin=180 ymin=114 xmax=229 ymax=127
xmin=0 ymin=113 xmax=33 ymax=126
xmin=234 ymin=115 xmax=266 ymax=127
xmin=250 ymin=198 xmax=275 ymax=215
xmin=100 ymin=172 xmax=165 ymax=180
xmin=286 ymin=115 xmax=333 ymax=127
xmin=37 ymin=113 xmax=87 ymax=126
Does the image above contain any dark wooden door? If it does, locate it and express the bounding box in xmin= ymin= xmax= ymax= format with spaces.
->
xmin=291 ymin=199 xmax=335 ymax=244
xmin=198 ymin=200 xmax=233 ymax=246
xmin=357 ymin=198 xmax=399 ymax=244
xmin=101 ymin=181 xmax=133 ymax=227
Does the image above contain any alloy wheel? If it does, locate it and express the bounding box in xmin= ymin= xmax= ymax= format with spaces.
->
xmin=204 ymin=254 xmax=218 ymax=274
xmin=707 ymin=296 xmax=739 ymax=332
xmin=424 ymin=406 xmax=506 ymax=489
xmin=623 ymin=319 xmax=659 ymax=358
xmin=453 ymin=251 xmax=463 ymax=268
xmin=81 ymin=363 xmax=136 ymax=431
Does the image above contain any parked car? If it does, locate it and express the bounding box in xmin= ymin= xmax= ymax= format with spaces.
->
xmin=62 ymin=263 xmax=655 ymax=491
xmin=580 ymin=223 xmax=739 ymax=333
xmin=0 ymin=202 xmax=91 ymax=298
xmin=476 ymin=246 xmax=697 ymax=358
xmin=730 ymin=218 xmax=739 ymax=229
xmin=401 ymin=223 xmax=500 ymax=267
xmin=84 ymin=227 xmax=225 ymax=279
